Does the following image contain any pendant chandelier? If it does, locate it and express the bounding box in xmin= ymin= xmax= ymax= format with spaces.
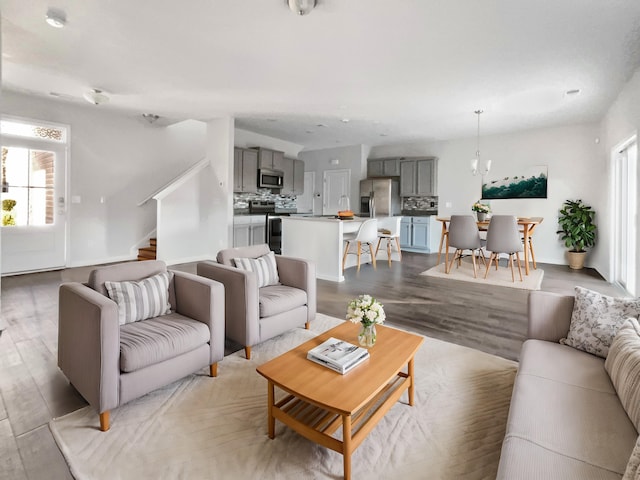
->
xmin=471 ymin=110 xmax=492 ymax=176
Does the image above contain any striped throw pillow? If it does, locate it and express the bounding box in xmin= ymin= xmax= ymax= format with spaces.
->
xmin=605 ymin=317 xmax=640 ymax=432
xmin=233 ymin=251 xmax=279 ymax=288
xmin=105 ymin=271 xmax=173 ymax=325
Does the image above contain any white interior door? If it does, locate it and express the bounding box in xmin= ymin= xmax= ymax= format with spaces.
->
xmin=296 ymin=171 xmax=315 ymax=213
xmin=1 ymin=139 xmax=67 ymax=274
xmin=613 ymin=140 xmax=637 ymax=295
xmin=323 ymin=169 xmax=350 ymax=215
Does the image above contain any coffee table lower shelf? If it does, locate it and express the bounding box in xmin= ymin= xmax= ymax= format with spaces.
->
xmin=267 ymin=371 xmax=412 ymax=480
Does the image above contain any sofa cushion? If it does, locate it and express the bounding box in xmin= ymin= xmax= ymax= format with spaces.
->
xmin=519 ymin=340 xmax=615 ymax=394
xmin=233 ymin=251 xmax=279 ymax=288
xmin=605 ymin=318 xmax=640 ymax=432
xmin=105 ymin=271 xmax=173 ymax=325
xmin=497 ymin=436 xmax=626 ymax=480
xmin=503 ymin=340 xmax=637 ymax=476
xmin=561 ymin=286 xmax=640 ymax=358
xmin=624 ymin=436 xmax=640 ymax=480
xmin=259 ymin=285 xmax=307 ymax=318
xmin=120 ymin=313 xmax=210 ymax=373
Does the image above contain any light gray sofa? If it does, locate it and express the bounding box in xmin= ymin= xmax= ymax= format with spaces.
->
xmin=58 ymin=260 xmax=225 ymax=431
xmin=496 ymin=290 xmax=638 ymax=479
xmin=197 ymin=244 xmax=316 ymax=360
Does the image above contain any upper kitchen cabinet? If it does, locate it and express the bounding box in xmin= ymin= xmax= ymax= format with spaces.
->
xmin=399 ymin=158 xmax=438 ymax=196
xmin=293 ymin=159 xmax=304 ymax=194
xmin=367 ymin=158 xmax=399 ymax=177
xmin=234 ymin=147 xmax=259 ymax=193
xmin=256 ymin=148 xmax=285 ymax=170
xmin=281 ymin=158 xmax=305 ymax=195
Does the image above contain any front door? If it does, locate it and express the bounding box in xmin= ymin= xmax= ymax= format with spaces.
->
xmin=1 ymin=138 xmax=67 ymax=274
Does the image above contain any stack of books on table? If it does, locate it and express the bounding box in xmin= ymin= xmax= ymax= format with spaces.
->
xmin=307 ymin=337 xmax=370 ymax=374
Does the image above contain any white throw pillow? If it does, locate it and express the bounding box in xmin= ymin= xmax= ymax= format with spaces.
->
xmin=560 ymin=286 xmax=640 ymax=358
xmin=233 ymin=251 xmax=279 ymax=288
xmin=105 ymin=271 xmax=173 ymax=325
xmin=605 ymin=318 xmax=640 ymax=432
xmin=623 ymin=435 xmax=640 ymax=480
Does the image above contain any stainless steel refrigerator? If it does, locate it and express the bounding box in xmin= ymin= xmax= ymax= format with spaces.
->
xmin=359 ymin=178 xmax=400 ymax=217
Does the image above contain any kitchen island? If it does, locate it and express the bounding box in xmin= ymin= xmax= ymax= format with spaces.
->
xmin=281 ymin=216 xmax=366 ymax=282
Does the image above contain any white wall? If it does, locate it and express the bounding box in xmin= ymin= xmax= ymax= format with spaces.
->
xmin=155 ymin=117 xmax=235 ymax=265
xmin=0 ymin=90 xmax=207 ymax=266
xmin=235 ymin=128 xmax=303 ymax=158
xmin=372 ymin=123 xmax=604 ymax=268
xmin=601 ymin=68 xmax=640 ymax=286
xmin=299 ymin=144 xmax=370 ymax=215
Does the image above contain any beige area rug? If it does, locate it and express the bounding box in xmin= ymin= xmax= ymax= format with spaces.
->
xmin=50 ymin=314 xmax=517 ymax=480
xmin=421 ymin=258 xmax=544 ymax=290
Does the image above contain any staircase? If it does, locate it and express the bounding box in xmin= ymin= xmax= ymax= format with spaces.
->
xmin=137 ymin=238 xmax=157 ymax=261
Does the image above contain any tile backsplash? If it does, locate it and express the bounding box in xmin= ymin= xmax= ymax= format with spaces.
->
xmin=234 ymin=190 xmax=297 ymax=210
xmin=402 ymin=196 xmax=438 ymax=211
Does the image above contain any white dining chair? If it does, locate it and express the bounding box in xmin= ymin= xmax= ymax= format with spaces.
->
xmin=342 ymin=219 xmax=378 ymax=272
xmin=375 ymin=216 xmax=402 ymax=267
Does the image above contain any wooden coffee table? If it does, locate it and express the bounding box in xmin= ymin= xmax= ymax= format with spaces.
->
xmin=256 ymin=321 xmax=424 ymax=480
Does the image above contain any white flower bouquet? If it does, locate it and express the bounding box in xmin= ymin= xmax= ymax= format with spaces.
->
xmin=346 ymin=294 xmax=386 ymax=326
xmin=471 ymin=201 xmax=490 ymax=213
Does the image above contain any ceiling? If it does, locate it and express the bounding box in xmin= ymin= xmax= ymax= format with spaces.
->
xmin=2 ymin=1 xmax=640 ymax=150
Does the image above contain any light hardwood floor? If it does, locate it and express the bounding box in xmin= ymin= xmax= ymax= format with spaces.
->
xmin=0 ymin=252 xmax=624 ymax=478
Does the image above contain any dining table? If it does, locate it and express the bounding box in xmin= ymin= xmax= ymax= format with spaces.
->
xmin=436 ymin=216 xmax=544 ymax=275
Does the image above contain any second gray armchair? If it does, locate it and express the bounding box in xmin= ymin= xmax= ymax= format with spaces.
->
xmin=197 ymin=244 xmax=316 ymax=359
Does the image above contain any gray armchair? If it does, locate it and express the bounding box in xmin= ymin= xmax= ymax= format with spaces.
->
xmin=58 ymin=260 xmax=225 ymax=431
xmin=197 ymin=244 xmax=316 ymax=360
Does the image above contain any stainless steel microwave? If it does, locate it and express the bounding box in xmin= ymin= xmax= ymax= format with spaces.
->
xmin=259 ymin=168 xmax=284 ymax=188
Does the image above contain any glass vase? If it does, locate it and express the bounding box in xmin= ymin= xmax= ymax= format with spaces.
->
xmin=358 ymin=323 xmax=377 ymax=347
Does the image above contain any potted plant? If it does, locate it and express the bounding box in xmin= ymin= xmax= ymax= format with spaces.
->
xmin=556 ymin=199 xmax=596 ymax=270
xmin=471 ymin=200 xmax=490 ymax=221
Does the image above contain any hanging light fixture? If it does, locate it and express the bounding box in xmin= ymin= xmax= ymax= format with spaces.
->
xmin=142 ymin=113 xmax=160 ymax=124
xmin=287 ymin=0 xmax=316 ymax=16
xmin=83 ymin=88 xmax=110 ymax=105
xmin=471 ymin=110 xmax=492 ymax=176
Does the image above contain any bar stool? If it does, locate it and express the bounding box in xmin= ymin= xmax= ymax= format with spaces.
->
xmin=375 ymin=217 xmax=402 ymax=266
xmin=342 ymin=219 xmax=378 ymax=272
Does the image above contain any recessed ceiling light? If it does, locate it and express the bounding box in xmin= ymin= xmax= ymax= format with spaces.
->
xmin=45 ymin=8 xmax=67 ymax=28
xmin=316 ymin=123 xmax=328 ymax=128
xmin=341 ymin=118 xmax=350 ymax=123
xmin=305 ymin=130 xmax=313 ymax=134
xmin=565 ymin=88 xmax=581 ymax=96
xmin=379 ymin=133 xmax=388 ymax=137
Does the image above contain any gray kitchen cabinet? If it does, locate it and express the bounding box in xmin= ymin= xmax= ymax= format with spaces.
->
xmin=293 ymin=159 xmax=304 ymax=194
xmin=399 ymin=158 xmax=437 ymax=196
xmin=233 ymin=215 xmax=266 ymax=247
xmin=233 ymin=148 xmax=258 ymax=193
xmin=416 ymin=159 xmax=436 ymax=195
xmin=368 ymin=159 xmax=384 ymax=177
xmin=281 ymin=157 xmax=295 ymax=194
xmin=368 ymin=158 xmax=399 ymax=177
xmin=399 ymin=216 xmax=430 ymax=252
xmin=399 ymin=160 xmax=416 ymax=196
xmin=257 ymin=148 xmax=285 ymax=170
xmin=281 ymin=158 xmax=305 ymax=195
